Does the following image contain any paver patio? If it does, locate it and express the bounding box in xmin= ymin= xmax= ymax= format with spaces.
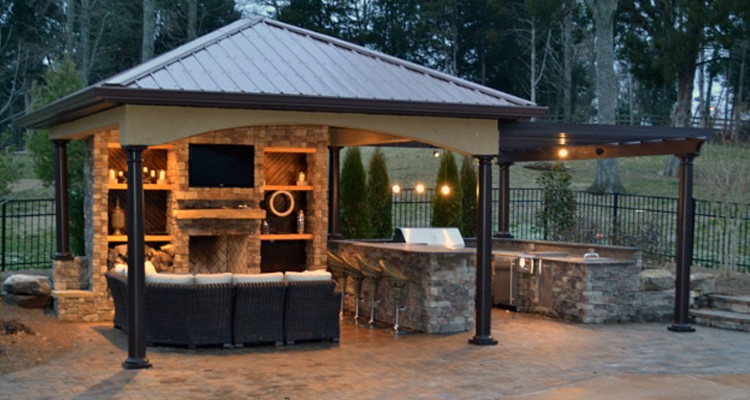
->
xmin=1 ymin=310 xmax=748 ymax=400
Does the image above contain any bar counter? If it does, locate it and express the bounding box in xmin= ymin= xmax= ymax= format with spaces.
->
xmin=328 ymin=240 xmax=475 ymax=333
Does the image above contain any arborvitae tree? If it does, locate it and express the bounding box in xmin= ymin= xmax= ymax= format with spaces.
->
xmin=536 ymin=162 xmax=576 ymax=240
xmin=367 ymin=148 xmax=392 ymax=238
xmin=459 ymin=155 xmax=477 ymax=237
xmin=431 ymin=150 xmax=461 ymax=228
xmin=340 ymin=147 xmax=371 ymax=238
xmin=26 ymin=57 xmax=86 ymax=255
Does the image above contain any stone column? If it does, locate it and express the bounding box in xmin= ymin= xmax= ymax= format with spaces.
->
xmin=469 ymin=155 xmax=498 ymax=346
xmin=53 ymin=140 xmax=73 ymax=260
xmin=495 ymin=161 xmax=513 ymax=238
xmin=122 ymin=145 xmax=152 ymax=369
xmin=669 ymin=153 xmax=696 ymax=333
xmin=328 ymin=146 xmax=342 ymax=239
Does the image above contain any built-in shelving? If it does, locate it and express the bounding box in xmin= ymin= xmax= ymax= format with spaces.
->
xmin=260 ymin=233 xmax=314 ymax=241
xmin=108 ymin=183 xmax=171 ymax=190
xmin=108 ymin=235 xmax=172 ymax=243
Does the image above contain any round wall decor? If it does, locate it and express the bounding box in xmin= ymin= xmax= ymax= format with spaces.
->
xmin=268 ymin=190 xmax=295 ymax=217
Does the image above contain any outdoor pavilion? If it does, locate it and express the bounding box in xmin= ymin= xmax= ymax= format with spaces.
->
xmin=18 ymin=17 xmax=712 ymax=369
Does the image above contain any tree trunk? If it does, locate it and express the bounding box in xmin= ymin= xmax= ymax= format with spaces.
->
xmin=562 ymin=11 xmax=573 ymax=122
xmin=187 ymin=0 xmax=198 ymax=41
xmin=586 ymin=0 xmax=624 ymax=193
xmin=142 ymin=0 xmax=155 ymax=62
xmin=529 ymin=19 xmax=536 ymax=103
xmin=80 ymin=0 xmax=91 ymax=83
xmin=65 ymin=0 xmax=77 ymax=55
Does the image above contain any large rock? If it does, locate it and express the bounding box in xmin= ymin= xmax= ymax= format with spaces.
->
xmin=2 ymin=274 xmax=51 ymax=296
xmin=640 ymin=269 xmax=674 ymax=291
xmin=1 ymin=292 xmax=51 ymax=309
xmin=690 ymin=272 xmax=716 ymax=294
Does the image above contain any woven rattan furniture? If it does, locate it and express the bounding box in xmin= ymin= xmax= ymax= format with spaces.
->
xmin=283 ymin=280 xmax=341 ymax=344
xmin=105 ymin=272 xmax=128 ymax=332
xmin=145 ymin=282 xmax=234 ymax=347
xmin=232 ymin=281 xmax=286 ymax=347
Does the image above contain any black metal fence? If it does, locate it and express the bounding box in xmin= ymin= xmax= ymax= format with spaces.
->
xmin=1 ymin=199 xmax=56 ymax=271
xmin=391 ymin=188 xmax=750 ymax=270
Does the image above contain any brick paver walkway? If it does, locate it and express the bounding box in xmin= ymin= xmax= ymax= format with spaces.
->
xmin=1 ymin=310 xmax=749 ymax=399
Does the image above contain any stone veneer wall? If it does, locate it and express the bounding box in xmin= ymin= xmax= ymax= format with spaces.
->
xmin=516 ymin=259 xmax=639 ymax=323
xmin=57 ymin=125 xmax=329 ymax=321
xmin=329 ymin=241 xmax=475 ymax=333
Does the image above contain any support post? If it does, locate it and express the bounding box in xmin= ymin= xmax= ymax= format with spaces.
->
xmin=53 ymin=140 xmax=73 ymax=260
xmin=669 ymin=153 xmax=696 ymax=333
xmin=469 ymin=155 xmax=498 ymax=346
xmin=123 ymin=146 xmax=152 ymax=369
xmin=494 ymin=161 xmax=513 ymax=238
xmin=328 ymin=146 xmax=342 ymax=239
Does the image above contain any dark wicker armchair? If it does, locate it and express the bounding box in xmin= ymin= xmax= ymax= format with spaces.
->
xmin=105 ymin=271 xmax=128 ymax=333
xmin=145 ymin=282 xmax=234 ymax=347
xmin=283 ymin=280 xmax=341 ymax=344
xmin=232 ymin=281 xmax=287 ymax=347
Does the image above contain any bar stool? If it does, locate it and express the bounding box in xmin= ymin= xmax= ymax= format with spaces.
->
xmin=338 ymin=254 xmax=365 ymax=323
xmin=326 ymin=251 xmax=350 ymax=320
xmin=378 ymin=259 xmax=411 ymax=334
xmin=354 ymin=254 xmax=383 ymax=327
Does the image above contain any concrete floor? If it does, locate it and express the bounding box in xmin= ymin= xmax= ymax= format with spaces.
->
xmin=1 ymin=310 xmax=749 ymax=400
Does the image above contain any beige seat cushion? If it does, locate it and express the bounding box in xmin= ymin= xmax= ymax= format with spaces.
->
xmin=232 ymin=272 xmax=284 ymax=284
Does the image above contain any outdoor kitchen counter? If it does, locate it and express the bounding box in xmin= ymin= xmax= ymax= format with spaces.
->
xmin=328 ymin=240 xmax=475 ymax=333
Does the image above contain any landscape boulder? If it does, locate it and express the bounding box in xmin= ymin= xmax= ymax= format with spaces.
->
xmin=690 ymin=272 xmax=716 ymax=294
xmin=640 ymin=269 xmax=674 ymax=291
xmin=2 ymin=274 xmax=51 ymax=296
xmin=1 ymin=274 xmax=52 ymax=309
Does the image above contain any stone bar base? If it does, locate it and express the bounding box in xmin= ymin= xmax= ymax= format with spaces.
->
xmin=329 ymin=240 xmax=475 ymax=333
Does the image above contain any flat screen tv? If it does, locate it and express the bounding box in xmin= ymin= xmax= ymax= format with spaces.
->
xmin=188 ymin=144 xmax=255 ymax=188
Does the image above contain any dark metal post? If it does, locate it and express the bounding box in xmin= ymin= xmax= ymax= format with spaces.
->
xmin=495 ymin=161 xmax=513 ymax=238
xmin=1 ymin=202 xmax=6 ymax=271
xmin=669 ymin=153 xmax=696 ymax=333
xmin=123 ymin=145 xmax=152 ymax=369
xmin=328 ymin=146 xmax=342 ymax=239
xmin=469 ymin=155 xmax=498 ymax=346
xmin=612 ymin=192 xmax=619 ymax=242
xmin=53 ymin=140 xmax=73 ymax=260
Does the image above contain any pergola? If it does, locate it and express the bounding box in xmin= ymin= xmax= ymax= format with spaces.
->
xmin=18 ymin=17 xmax=712 ymax=368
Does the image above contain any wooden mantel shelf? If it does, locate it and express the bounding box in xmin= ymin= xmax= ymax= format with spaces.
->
xmin=173 ymin=208 xmax=266 ymax=220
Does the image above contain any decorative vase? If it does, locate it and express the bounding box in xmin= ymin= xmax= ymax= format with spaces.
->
xmin=111 ymin=199 xmax=126 ymax=235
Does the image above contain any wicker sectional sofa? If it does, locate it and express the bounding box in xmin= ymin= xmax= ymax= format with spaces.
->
xmin=105 ymin=270 xmax=340 ymax=348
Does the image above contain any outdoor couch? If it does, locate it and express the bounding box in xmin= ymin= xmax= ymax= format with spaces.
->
xmin=104 ymin=268 xmax=340 ymax=348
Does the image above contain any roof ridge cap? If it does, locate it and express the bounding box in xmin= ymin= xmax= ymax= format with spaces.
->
xmin=260 ymin=18 xmax=536 ymax=107
xmin=104 ymin=18 xmax=262 ymax=87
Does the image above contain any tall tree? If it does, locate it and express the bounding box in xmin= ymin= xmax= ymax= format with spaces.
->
xmin=431 ymin=151 xmax=461 ymax=228
xmin=367 ymin=148 xmax=392 ymax=238
xmin=619 ymin=0 xmax=713 ymax=176
xmin=459 ymin=155 xmax=477 ymax=237
xmin=585 ymin=0 xmax=625 ymax=194
xmin=142 ymin=0 xmax=156 ymax=61
xmin=340 ymin=147 xmax=371 ymax=238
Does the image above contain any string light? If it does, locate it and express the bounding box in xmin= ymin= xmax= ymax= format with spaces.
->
xmin=392 ymin=184 xmax=401 ymax=194
xmin=415 ymin=183 xmax=425 ymax=194
xmin=440 ymin=185 xmax=451 ymax=195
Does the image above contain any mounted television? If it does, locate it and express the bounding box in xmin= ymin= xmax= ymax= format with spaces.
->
xmin=188 ymin=144 xmax=255 ymax=188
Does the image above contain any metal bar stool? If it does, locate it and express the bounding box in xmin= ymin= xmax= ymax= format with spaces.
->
xmin=326 ymin=251 xmax=350 ymax=320
xmin=355 ymin=254 xmax=383 ymax=327
xmin=338 ymin=254 xmax=365 ymax=323
xmin=378 ymin=259 xmax=411 ymax=334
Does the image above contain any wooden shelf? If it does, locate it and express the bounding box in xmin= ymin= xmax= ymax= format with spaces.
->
xmin=108 ymin=143 xmax=173 ymax=150
xmin=174 ymin=208 xmax=266 ymax=220
xmin=264 ymin=147 xmax=315 ymax=154
xmin=108 ymin=183 xmax=171 ymax=190
xmin=264 ymin=185 xmax=313 ymax=191
xmin=260 ymin=233 xmax=314 ymax=241
xmin=108 ymin=235 xmax=172 ymax=242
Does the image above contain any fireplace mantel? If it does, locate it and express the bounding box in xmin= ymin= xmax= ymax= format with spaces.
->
xmin=173 ymin=208 xmax=266 ymax=221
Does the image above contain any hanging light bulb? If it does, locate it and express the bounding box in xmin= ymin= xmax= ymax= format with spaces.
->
xmin=392 ymin=184 xmax=401 ymax=194
xmin=415 ymin=183 xmax=425 ymax=194
xmin=440 ymin=185 xmax=451 ymax=195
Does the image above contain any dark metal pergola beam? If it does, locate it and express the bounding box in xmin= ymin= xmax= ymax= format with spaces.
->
xmin=498 ymin=138 xmax=706 ymax=163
